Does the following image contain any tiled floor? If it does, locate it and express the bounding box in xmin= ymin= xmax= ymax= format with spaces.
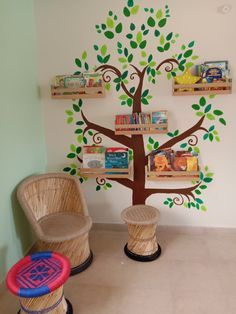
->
xmin=1 ymin=227 xmax=236 ymax=314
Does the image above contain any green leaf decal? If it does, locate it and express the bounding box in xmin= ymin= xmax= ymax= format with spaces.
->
xmin=73 ymin=104 xmax=80 ymax=112
xmin=104 ymin=31 xmax=114 ymax=39
xmin=147 ymin=17 xmax=156 ymax=27
xmin=106 ymin=17 xmax=114 ymax=28
xmin=115 ymin=23 xmax=123 ymax=34
xmin=199 ymin=97 xmax=206 ymax=107
xmin=130 ymin=41 xmax=138 ymax=49
xmin=131 ymin=5 xmax=139 ymax=15
xmin=213 ymin=110 xmax=223 ymax=116
xmin=123 ymin=7 xmax=130 ymax=17
xmin=75 ymin=58 xmax=82 ymax=67
xmin=82 ymin=51 xmax=87 ymax=60
xmin=67 ymin=153 xmax=76 ymax=159
xmin=128 ymin=0 xmax=134 ymax=7
xmin=184 ymin=50 xmax=193 ymax=58
xmin=156 ymin=9 xmax=163 ymax=20
xmin=101 ymin=45 xmax=107 ymax=56
xmin=139 ymin=40 xmax=147 ymax=49
xmin=219 ymin=118 xmax=226 ymax=126
xmin=158 ymin=18 xmax=167 ymax=28
xmin=192 ymin=104 xmax=200 ymax=110
xmin=204 ymin=104 xmax=212 ymax=113
xmin=206 ymin=113 xmax=215 ymax=120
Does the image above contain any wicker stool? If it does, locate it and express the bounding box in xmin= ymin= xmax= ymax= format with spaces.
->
xmin=121 ymin=205 xmax=161 ymax=262
xmin=6 ymin=251 xmax=73 ymax=314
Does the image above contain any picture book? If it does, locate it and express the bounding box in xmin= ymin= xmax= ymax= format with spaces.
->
xmin=105 ymin=147 xmax=129 ymax=169
xmin=83 ymin=146 xmax=105 ymax=169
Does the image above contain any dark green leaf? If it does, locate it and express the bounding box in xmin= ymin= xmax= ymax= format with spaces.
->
xmin=209 ymin=125 xmax=215 ymax=132
xmin=209 ymin=133 xmax=214 ymax=142
xmin=97 ymin=55 xmax=104 ymax=63
xmin=70 ymin=169 xmax=76 ymax=176
xmin=158 ymin=18 xmax=167 ymax=28
xmin=103 ymin=55 xmax=111 ymax=63
xmin=154 ymin=30 xmax=160 ymax=37
xmin=183 ymin=50 xmax=193 ymax=58
xmin=115 ymin=23 xmax=123 ymax=34
xmin=154 ymin=142 xmax=159 ymax=149
xmin=157 ymin=46 xmax=164 ymax=52
xmin=73 ymin=104 xmax=80 ymax=112
xmin=130 ymin=23 xmax=135 ymax=30
xmin=96 ymin=186 xmax=101 ymax=191
xmin=128 ymin=54 xmax=133 ymax=63
xmin=127 ymin=98 xmax=133 ymax=106
xmin=76 ymin=121 xmax=84 ymax=125
xmin=164 ymin=42 xmax=170 ymax=51
xmin=219 ymin=118 xmax=226 ymax=126
xmin=130 ymin=41 xmax=138 ymax=49
xmin=75 ymin=58 xmax=82 ymax=67
xmin=75 ymin=129 xmax=83 ymax=134
xmin=116 ymin=83 xmax=121 ymax=91
xmin=67 ymin=153 xmax=76 ymax=159
xmin=192 ymin=104 xmax=200 ymax=110
xmin=147 ymin=16 xmax=156 ymax=27
xmin=142 ymin=89 xmax=149 ymax=97
xmin=196 ymin=198 xmax=203 ymax=204
xmin=104 ymin=31 xmax=114 ymax=39
xmin=195 ymin=189 xmax=201 ymax=195
xmin=164 ymin=201 xmax=169 ymax=205
xmin=200 ymin=185 xmax=207 ymax=190
xmin=180 ymin=143 xmax=187 ymax=148
xmin=83 ymin=137 xmax=88 ymax=144
xmin=141 ymin=98 xmax=149 ymax=105
xmin=203 ymin=133 xmax=209 ymax=140
xmin=126 ymin=33 xmax=133 ymax=39
xmin=101 ymin=24 xmax=106 ymax=30
xmin=63 ymin=167 xmax=71 ymax=172
xmin=204 ymin=104 xmax=212 ymax=113
xmin=139 ymin=40 xmax=147 ymax=49
xmin=79 ymin=178 xmax=84 ymax=184
xmin=188 ymin=41 xmax=195 ymax=48
xmin=148 ymin=137 xmax=154 ymax=144
xmin=166 ymin=32 xmax=173 ymax=41
xmin=199 ymin=97 xmax=206 ymax=107
xmin=213 ymin=110 xmax=223 ymax=116
xmin=123 ymin=7 xmax=130 ymax=17
xmin=84 ymin=62 xmax=89 ymax=71
xmin=204 ymin=177 xmax=213 ymax=183
xmin=93 ymin=45 xmax=99 ymax=51
xmin=127 ymin=0 xmax=134 ymax=7
xmin=76 ymin=147 xmax=81 ymax=154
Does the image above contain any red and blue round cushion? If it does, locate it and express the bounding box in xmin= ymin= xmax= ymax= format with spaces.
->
xmin=7 ymin=251 xmax=70 ymax=298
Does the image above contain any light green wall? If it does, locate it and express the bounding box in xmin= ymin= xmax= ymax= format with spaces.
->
xmin=0 ymin=0 xmax=46 ymax=280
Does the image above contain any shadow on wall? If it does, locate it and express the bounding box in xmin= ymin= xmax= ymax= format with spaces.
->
xmin=11 ymin=186 xmax=34 ymax=256
xmin=0 ymin=246 xmax=7 ymax=281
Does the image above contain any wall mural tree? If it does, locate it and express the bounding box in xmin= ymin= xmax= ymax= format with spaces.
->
xmin=63 ymin=0 xmax=227 ymax=211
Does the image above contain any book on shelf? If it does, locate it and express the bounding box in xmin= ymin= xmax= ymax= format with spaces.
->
xmin=105 ymin=147 xmax=129 ymax=170
xmin=148 ymin=148 xmax=198 ymax=172
xmin=82 ymin=146 xmax=106 ymax=169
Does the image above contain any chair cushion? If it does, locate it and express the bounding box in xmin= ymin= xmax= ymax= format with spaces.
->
xmin=38 ymin=212 xmax=92 ymax=242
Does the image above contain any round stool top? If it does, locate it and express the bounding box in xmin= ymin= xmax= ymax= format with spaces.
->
xmin=6 ymin=251 xmax=70 ymax=298
xmin=121 ymin=205 xmax=160 ymax=225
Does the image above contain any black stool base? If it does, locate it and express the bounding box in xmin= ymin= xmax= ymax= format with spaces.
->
xmin=124 ymin=244 xmax=162 ymax=262
xmin=70 ymin=250 xmax=93 ymax=276
xmin=17 ymin=299 xmax=73 ymax=314
xmin=66 ymin=298 xmax=73 ymax=314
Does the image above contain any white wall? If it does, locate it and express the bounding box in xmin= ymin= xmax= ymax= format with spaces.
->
xmin=35 ymin=0 xmax=236 ymax=227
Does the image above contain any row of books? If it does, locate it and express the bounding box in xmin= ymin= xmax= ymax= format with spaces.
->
xmin=148 ymin=148 xmax=198 ymax=172
xmin=53 ymin=73 xmax=103 ymax=89
xmin=115 ymin=111 xmax=167 ymax=131
xmin=83 ymin=146 xmax=129 ymax=169
xmin=115 ymin=111 xmax=167 ymax=125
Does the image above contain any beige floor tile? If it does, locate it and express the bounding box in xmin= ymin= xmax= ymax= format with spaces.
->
xmin=205 ymin=234 xmax=236 ymax=261
xmin=118 ymin=287 xmax=173 ymax=314
xmin=172 ymin=291 xmax=226 ymax=314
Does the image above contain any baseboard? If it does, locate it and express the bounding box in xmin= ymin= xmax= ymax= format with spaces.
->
xmin=92 ymin=223 xmax=236 ymax=235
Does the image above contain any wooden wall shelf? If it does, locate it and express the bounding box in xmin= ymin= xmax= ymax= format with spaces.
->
xmin=146 ymin=169 xmax=200 ymax=181
xmin=80 ymin=167 xmax=131 ymax=179
xmin=51 ymin=85 xmax=105 ymax=99
xmin=173 ymin=80 xmax=232 ymax=96
xmin=115 ymin=123 xmax=168 ymax=135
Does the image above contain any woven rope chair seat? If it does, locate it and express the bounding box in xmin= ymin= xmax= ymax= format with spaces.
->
xmin=121 ymin=205 xmax=160 ymax=225
xmin=38 ymin=212 xmax=92 ymax=242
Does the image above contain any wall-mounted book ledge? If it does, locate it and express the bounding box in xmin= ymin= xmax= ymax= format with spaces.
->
xmin=80 ymin=167 xmax=131 ymax=179
xmin=146 ymin=169 xmax=200 ymax=181
xmin=115 ymin=111 xmax=168 ymax=135
xmin=173 ymin=80 xmax=232 ymax=96
xmin=51 ymin=85 xmax=105 ymax=99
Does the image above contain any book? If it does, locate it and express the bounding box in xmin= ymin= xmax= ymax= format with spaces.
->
xmin=83 ymin=146 xmax=106 ymax=169
xmin=105 ymin=147 xmax=129 ymax=169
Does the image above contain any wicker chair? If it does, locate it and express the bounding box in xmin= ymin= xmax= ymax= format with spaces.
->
xmin=17 ymin=173 xmax=93 ymax=275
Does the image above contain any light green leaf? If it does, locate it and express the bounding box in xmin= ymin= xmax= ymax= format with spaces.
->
xmin=207 ymin=113 xmax=215 ymax=120
xmin=70 ymin=144 xmax=76 ymax=152
xmin=131 ymin=5 xmax=139 ymax=15
xmin=156 ymin=9 xmax=163 ymax=20
xmin=101 ymin=45 xmax=107 ymax=56
xmin=67 ymin=117 xmax=73 ymax=124
xmin=82 ymin=51 xmax=87 ymax=60
xmin=160 ymin=35 xmax=165 ymax=45
xmin=136 ymin=31 xmax=142 ymax=44
xmin=106 ymin=17 xmax=114 ymax=29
